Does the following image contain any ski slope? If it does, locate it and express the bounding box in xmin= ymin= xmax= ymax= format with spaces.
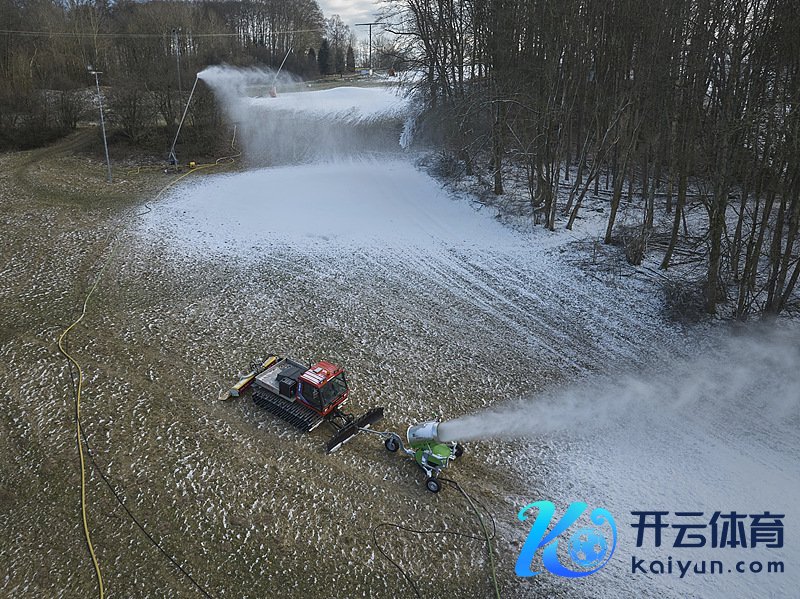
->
xmin=141 ymin=159 xmax=518 ymax=253
xmin=129 ymin=85 xmax=799 ymax=599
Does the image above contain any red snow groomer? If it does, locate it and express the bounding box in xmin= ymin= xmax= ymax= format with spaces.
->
xmin=221 ymin=356 xmax=384 ymax=453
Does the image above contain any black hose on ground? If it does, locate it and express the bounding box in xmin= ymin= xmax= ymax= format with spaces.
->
xmin=371 ymin=477 xmax=500 ymax=598
xmin=66 ymin=352 xmax=215 ymax=599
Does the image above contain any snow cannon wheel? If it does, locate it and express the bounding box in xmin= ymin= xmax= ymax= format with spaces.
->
xmin=454 ymin=444 xmax=464 ymax=458
xmin=385 ymin=437 xmax=400 ymax=452
xmin=425 ymin=478 xmax=441 ymax=493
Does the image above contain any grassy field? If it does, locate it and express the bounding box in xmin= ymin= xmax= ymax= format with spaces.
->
xmin=1 ymin=135 xmax=546 ymax=598
xmin=1 ymin=128 xmax=706 ymax=598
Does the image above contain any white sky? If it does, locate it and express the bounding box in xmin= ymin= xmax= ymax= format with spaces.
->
xmin=317 ymin=0 xmax=383 ymax=36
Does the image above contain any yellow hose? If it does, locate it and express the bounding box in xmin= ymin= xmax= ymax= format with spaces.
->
xmin=57 ymin=251 xmax=115 ymax=599
xmin=57 ymin=156 xmax=236 ymax=598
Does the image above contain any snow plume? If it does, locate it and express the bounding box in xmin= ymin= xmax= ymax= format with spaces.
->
xmin=197 ymin=65 xmax=412 ymax=165
xmin=437 ymin=325 xmax=800 ymax=443
xmin=197 ymin=64 xmax=300 ymax=99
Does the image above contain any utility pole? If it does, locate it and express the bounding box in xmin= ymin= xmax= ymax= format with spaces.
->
xmin=88 ymin=67 xmax=112 ymax=183
xmin=354 ymin=22 xmax=382 ymax=73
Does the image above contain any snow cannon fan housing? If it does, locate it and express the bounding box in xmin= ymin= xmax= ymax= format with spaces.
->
xmin=385 ymin=420 xmax=463 ymax=493
xmin=407 ymin=421 xmax=443 ymax=447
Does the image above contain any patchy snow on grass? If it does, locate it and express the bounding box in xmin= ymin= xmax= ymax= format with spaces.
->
xmin=9 ymin=77 xmax=776 ymax=598
xmin=129 ymin=141 xmax=800 ymax=597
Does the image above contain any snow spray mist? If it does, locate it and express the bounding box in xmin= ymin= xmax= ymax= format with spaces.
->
xmin=437 ymin=326 xmax=800 ymax=443
xmin=197 ymin=65 xmax=412 ymax=165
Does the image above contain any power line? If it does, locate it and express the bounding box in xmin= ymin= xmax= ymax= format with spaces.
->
xmin=0 ymin=28 xmax=324 ymax=39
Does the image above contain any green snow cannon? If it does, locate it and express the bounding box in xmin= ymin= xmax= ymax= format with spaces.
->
xmin=383 ymin=420 xmax=464 ymax=493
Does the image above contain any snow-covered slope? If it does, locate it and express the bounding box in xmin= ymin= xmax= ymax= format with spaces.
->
xmin=128 ymin=86 xmax=800 ymax=598
xmin=141 ymin=159 xmax=516 ymax=253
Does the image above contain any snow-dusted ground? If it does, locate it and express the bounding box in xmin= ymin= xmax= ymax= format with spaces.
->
xmin=3 ymin=84 xmax=796 ymax=598
xmin=135 ymin=129 xmax=800 ymax=599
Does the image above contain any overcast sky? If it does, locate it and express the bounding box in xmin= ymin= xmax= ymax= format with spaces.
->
xmin=318 ymin=0 xmax=383 ymax=35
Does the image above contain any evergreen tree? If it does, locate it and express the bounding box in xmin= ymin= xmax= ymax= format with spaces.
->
xmin=306 ymin=47 xmax=318 ymax=76
xmin=317 ymin=39 xmax=331 ymax=75
xmin=334 ymin=47 xmax=345 ymax=75
xmin=346 ymin=45 xmax=355 ymax=73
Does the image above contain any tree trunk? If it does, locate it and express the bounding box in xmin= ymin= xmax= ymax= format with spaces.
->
xmin=492 ymin=100 xmax=505 ymax=195
xmin=661 ymin=167 xmax=687 ymax=269
xmin=604 ymin=125 xmax=637 ymax=244
xmin=705 ymin=193 xmax=727 ymax=314
xmin=604 ymin=159 xmax=628 ymax=244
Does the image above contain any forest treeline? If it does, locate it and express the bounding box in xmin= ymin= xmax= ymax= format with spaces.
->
xmin=0 ymin=0 xmax=356 ymax=150
xmin=387 ymin=0 xmax=799 ymax=317
xmin=2 ymin=0 xmax=798 ymax=318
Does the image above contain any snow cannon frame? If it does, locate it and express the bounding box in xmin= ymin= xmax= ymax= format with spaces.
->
xmin=379 ymin=420 xmax=464 ymax=493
